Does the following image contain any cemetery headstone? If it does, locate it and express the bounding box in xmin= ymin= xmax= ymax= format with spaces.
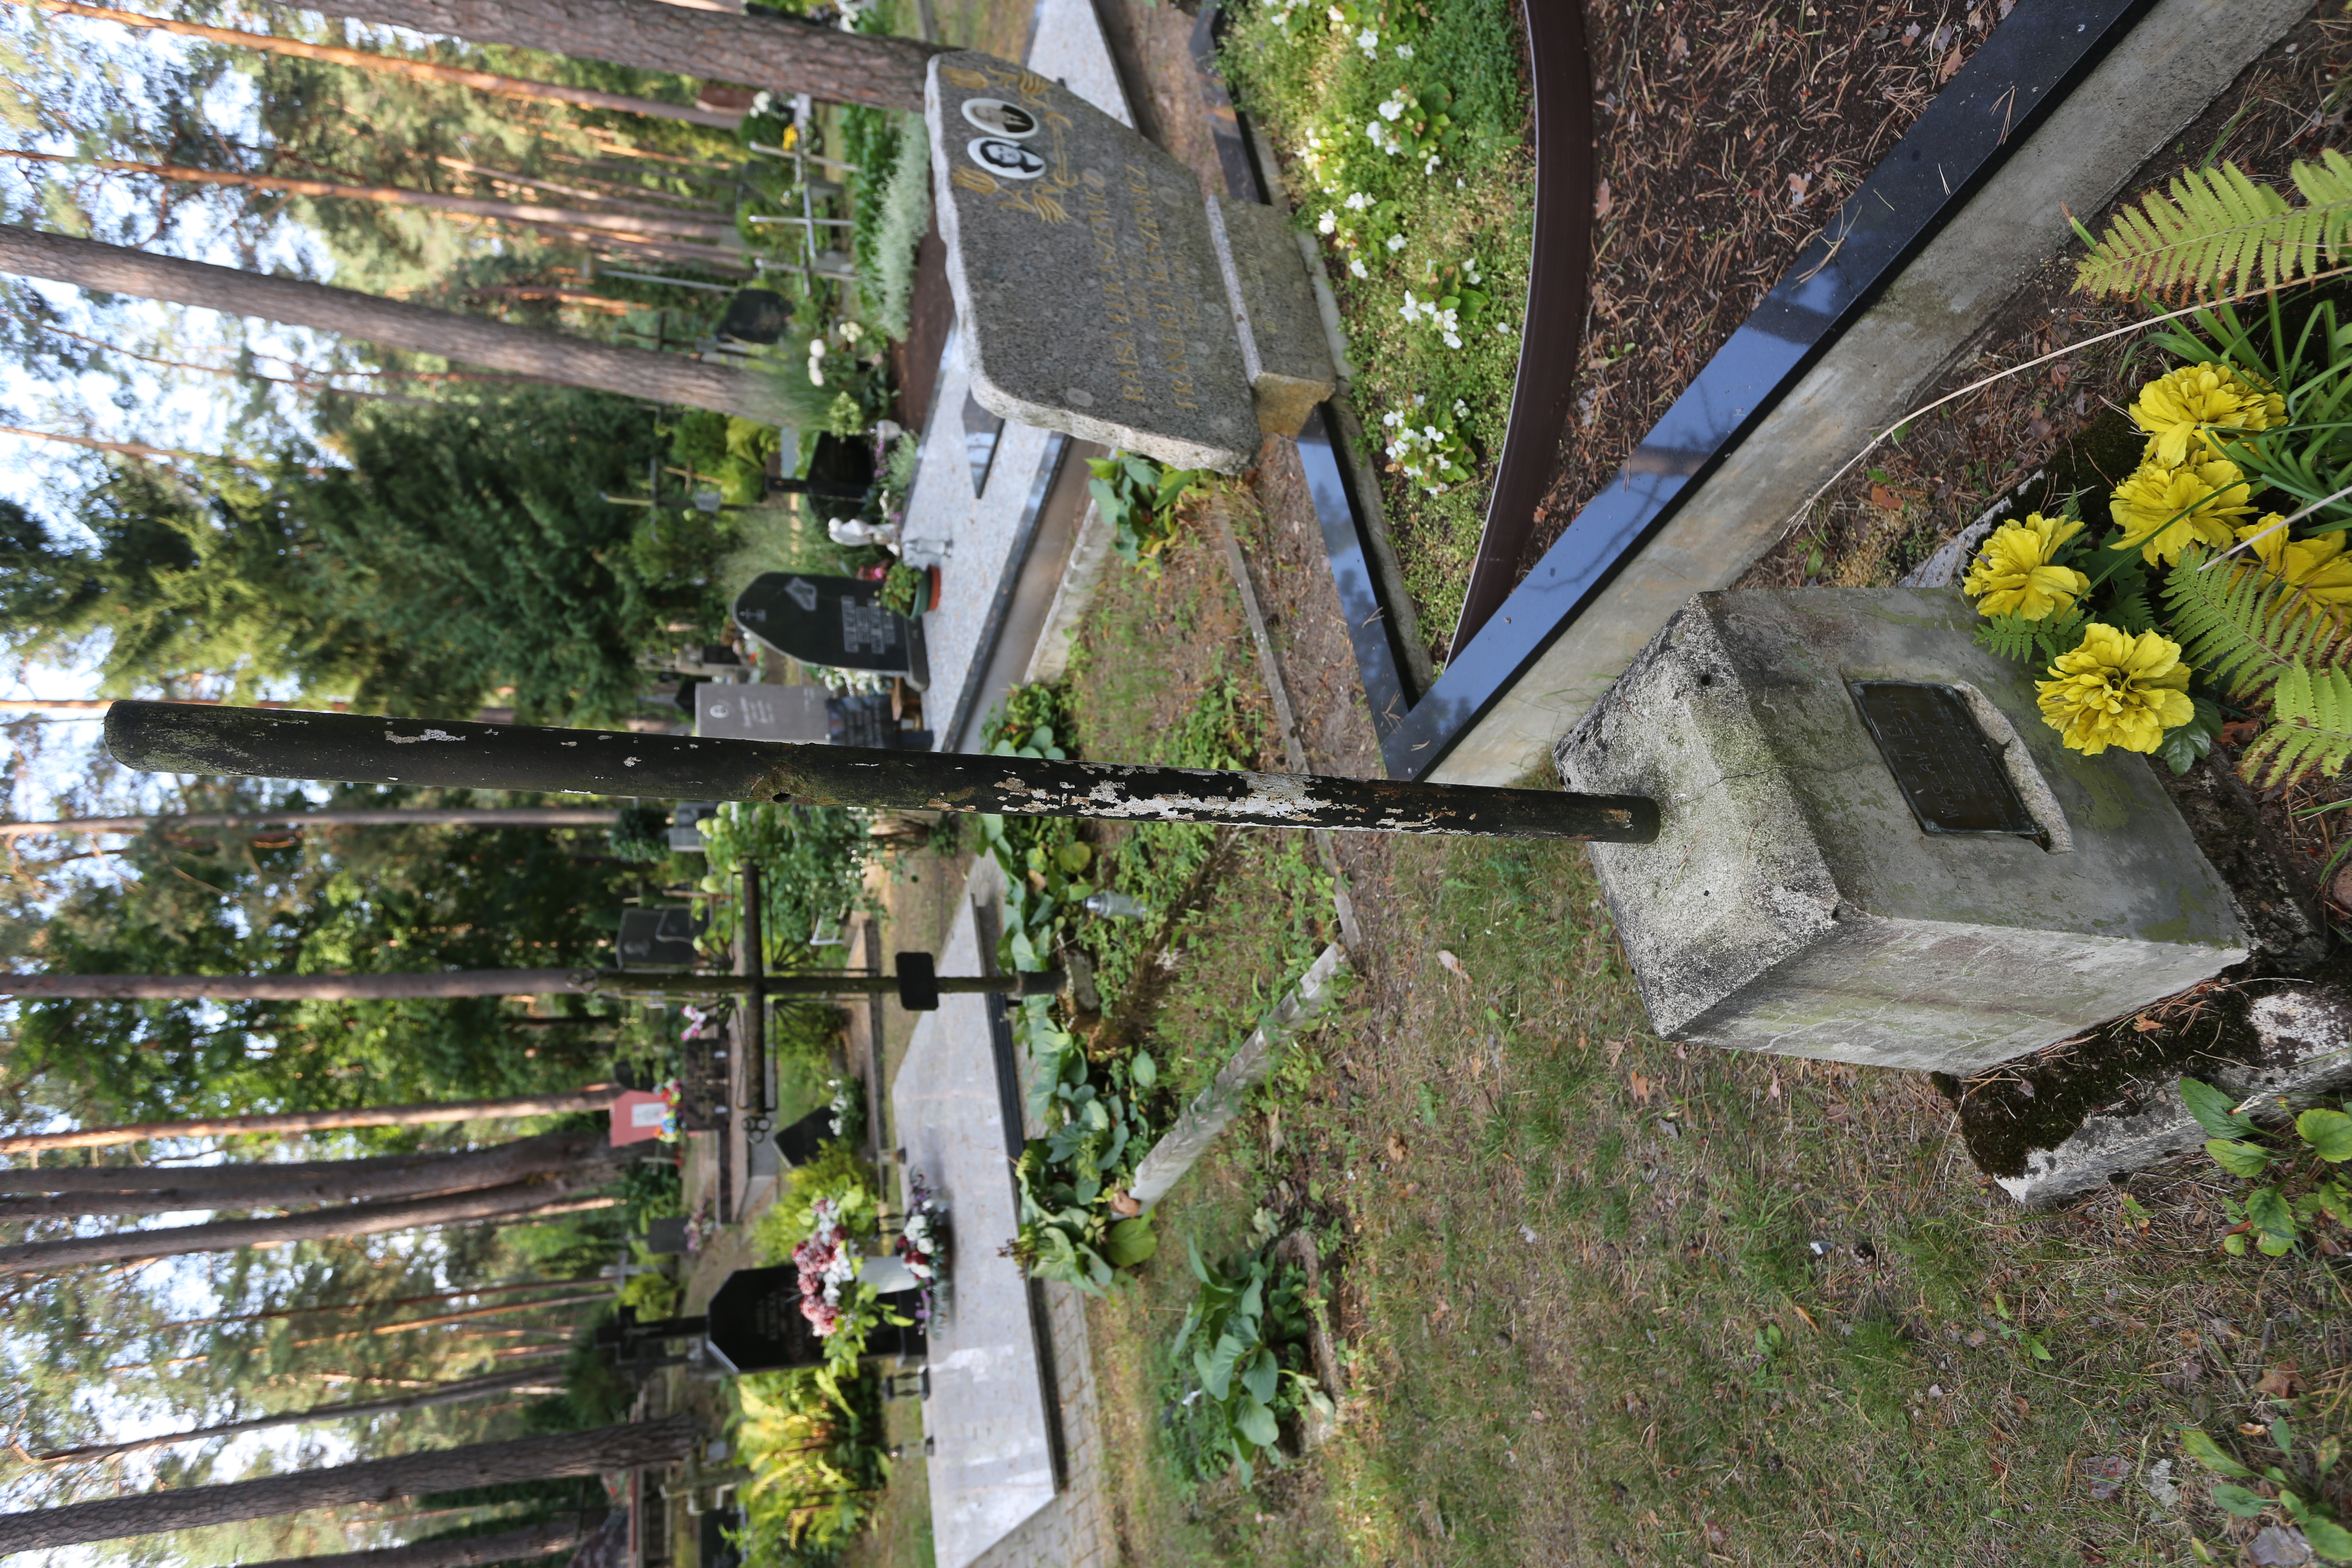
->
xmin=717 ymin=288 xmax=794 ymax=346
xmin=704 ymin=1264 xmax=826 ymax=1374
xmin=926 ymin=54 xmax=1333 ymax=471
xmin=695 ymin=682 xmax=830 ymax=742
xmin=669 ymin=801 xmax=719 ymax=853
xmin=1556 ymin=588 xmax=2249 ymax=1075
xmin=617 ymin=906 xmax=708 ymax=969
xmin=771 ymin=1105 xmax=835 ymax=1167
xmin=733 ymin=572 xmax=930 ymax=689
xmin=644 ymin=1215 xmax=691 ymax=1255
xmin=829 ymin=690 xmax=932 ymax=750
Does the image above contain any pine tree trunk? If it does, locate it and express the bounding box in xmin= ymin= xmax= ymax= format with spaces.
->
xmin=0 ymin=969 xmax=590 ymax=1000
xmin=0 ymin=807 xmax=622 ymax=838
xmin=0 ymin=1169 xmax=621 ymax=1274
xmin=33 ymin=1365 xmax=569 ymax=1464
xmin=0 ymin=1129 xmax=617 ymax=1217
xmin=0 ymin=1419 xmax=693 ymax=1553
xmin=238 ymin=1518 xmax=604 ymax=1568
xmin=288 ymin=1291 xmax=608 ymax=1346
xmin=0 ymin=152 xmax=742 ymax=242
xmin=0 ymin=1087 xmax=620 ymax=1153
xmin=35 ymin=0 xmax=744 ymax=127
xmin=0 ymin=226 xmax=792 ymax=422
xmin=305 ymin=0 xmax=942 ymax=112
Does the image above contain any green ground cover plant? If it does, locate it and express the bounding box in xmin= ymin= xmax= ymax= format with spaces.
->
xmin=1087 ymin=828 xmax=2352 ymax=1566
xmin=1221 ymin=0 xmax=1533 ymax=646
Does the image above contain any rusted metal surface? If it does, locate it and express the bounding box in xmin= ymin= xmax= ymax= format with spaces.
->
xmin=104 ymin=702 xmax=1660 ymax=842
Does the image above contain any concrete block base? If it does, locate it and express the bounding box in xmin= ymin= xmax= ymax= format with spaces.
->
xmin=1557 ymin=588 xmax=2250 ymax=1075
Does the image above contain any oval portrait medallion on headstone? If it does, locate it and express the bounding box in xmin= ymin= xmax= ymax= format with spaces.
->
xmin=967 ymin=136 xmax=1047 ymax=179
xmin=960 ymin=97 xmax=1039 ymax=138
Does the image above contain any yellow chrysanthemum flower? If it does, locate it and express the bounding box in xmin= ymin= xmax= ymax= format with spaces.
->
xmin=2130 ymin=362 xmax=2286 ymax=468
xmin=2109 ymin=457 xmax=2256 ymax=565
xmin=2235 ymin=515 xmax=2352 ymax=611
xmin=1960 ymin=512 xmax=2089 ymax=620
xmin=2035 ymin=624 xmax=2196 ymax=756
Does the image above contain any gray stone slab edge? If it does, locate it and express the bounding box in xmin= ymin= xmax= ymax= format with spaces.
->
xmin=1022 ymin=499 xmax=1114 ymax=685
xmin=1998 ymin=985 xmax=2352 ymax=1207
xmin=1428 ymin=0 xmax=2312 ymax=786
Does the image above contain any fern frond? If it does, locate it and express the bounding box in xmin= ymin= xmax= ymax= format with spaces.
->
xmin=2076 ymin=155 xmax=2352 ymax=299
xmin=1972 ymin=614 xmax=2043 ymax=664
xmin=2163 ymin=549 xmax=2352 ymax=698
xmin=2241 ymin=663 xmax=2352 ymax=787
xmin=2109 ymin=586 xmax=2157 ymax=635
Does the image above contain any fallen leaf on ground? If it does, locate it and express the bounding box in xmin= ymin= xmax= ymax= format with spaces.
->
xmin=1386 ymin=1132 xmax=1408 ymax=1160
xmin=1107 ymin=1190 xmax=1141 ymax=1218
xmin=1869 ymin=482 xmax=1906 ymax=511
xmin=1666 ymin=32 xmax=1688 ymax=62
xmin=1593 ymin=177 xmax=1613 ymax=219
xmin=1767 ymin=1072 xmax=1782 ymax=1102
xmin=2255 ymin=1364 xmax=2301 ymax=1398
xmin=2083 ymin=1455 xmax=2129 ymax=1501
xmin=1437 ymin=949 xmax=1470 ymax=981
xmin=1629 ymin=1071 xmax=1655 ymax=1103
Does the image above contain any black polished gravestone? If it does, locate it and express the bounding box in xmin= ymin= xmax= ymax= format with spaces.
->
xmin=617 ymin=906 xmax=708 ymax=969
xmin=704 ymin=1263 xmax=925 ymax=1374
xmin=717 ymin=288 xmax=793 ymax=346
xmin=734 ymin=572 xmax=930 ymax=690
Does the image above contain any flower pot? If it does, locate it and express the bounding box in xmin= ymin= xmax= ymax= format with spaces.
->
xmin=924 ymin=567 xmax=942 ymax=612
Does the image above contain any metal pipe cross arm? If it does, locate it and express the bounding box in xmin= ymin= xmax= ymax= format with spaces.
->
xmin=102 ymin=702 xmax=1661 ymax=842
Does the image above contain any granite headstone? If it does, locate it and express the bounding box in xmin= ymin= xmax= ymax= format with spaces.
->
xmin=617 ymin=906 xmax=706 ymax=970
xmin=703 ymin=1264 xmax=827 ymax=1375
xmin=927 ymin=53 xmax=1261 ymax=471
xmin=733 ymin=571 xmax=929 ymax=688
xmin=695 ymin=682 xmax=830 ymax=742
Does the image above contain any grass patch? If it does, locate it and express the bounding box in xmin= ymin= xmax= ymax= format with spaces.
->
xmin=1064 ymin=517 xmax=1335 ymax=1101
xmin=1221 ymin=0 xmax=1532 ymax=654
xmin=1086 ymin=826 xmax=2352 ymax=1565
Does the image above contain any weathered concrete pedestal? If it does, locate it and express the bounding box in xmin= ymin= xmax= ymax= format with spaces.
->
xmin=1557 ymin=588 xmax=2249 ymax=1075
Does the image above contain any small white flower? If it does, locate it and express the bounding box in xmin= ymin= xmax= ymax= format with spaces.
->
xmin=839 ymin=320 xmax=863 ymax=343
xmin=1379 ymin=96 xmax=1406 ymax=122
xmin=1443 ymin=332 xmax=1462 ymax=348
xmin=1345 ymin=191 xmax=1373 ymax=211
xmin=1424 ymin=154 xmax=1441 ymax=175
xmin=1399 ymin=289 xmax=1420 ymax=320
xmin=1356 ymin=26 xmax=1378 ymax=53
xmin=1318 ymin=209 xmax=1338 ymax=234
xmin=1454 ymin=399 xmax=1470 ymax=416
xmin=1386 ymin=232 xmax=1407 ymax=252
xmin=1349 ymin=256 xmax=1368 ymax=278
xmin=1395 ymin=42 xmax=1414 ymax=58
xmin=1327 ymin=3 xmax=1343 ymax=17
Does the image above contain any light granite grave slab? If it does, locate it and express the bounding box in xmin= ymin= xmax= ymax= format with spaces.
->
xmin=1556 ymin=588 xmax=2249 ymax=1075
xmin=890 ymin=870 xmax=1057 ymax=1568
xmin=926 ymin=52 xmax=1260 ymax=472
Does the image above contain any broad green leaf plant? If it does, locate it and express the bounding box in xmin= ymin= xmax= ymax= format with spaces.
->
xmin=1086 ymin=452 xmax=1209 ymax=572
xmin=1169 ymin=1237 xmax=1335 ymax=1486
xmin=2180 ymin=1076 xmax=2352 ymax=1256
xmin=973 ymin=685 xmax=1162 ymax=1294
xmin=2177 ymin=1421 xmax=2352 ymax=1562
